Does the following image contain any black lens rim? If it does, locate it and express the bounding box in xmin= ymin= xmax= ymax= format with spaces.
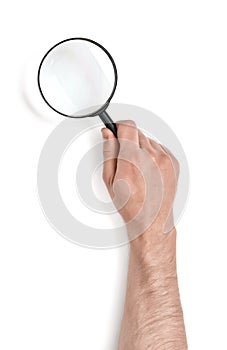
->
xmin=37 ymin=37 xmax=118 ymax=118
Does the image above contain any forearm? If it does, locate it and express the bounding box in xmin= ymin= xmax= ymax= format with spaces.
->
xmin=118 ymin=227 xmax=188 ymax=350
xmin=101 ymin=121 xmax=187 ymax=348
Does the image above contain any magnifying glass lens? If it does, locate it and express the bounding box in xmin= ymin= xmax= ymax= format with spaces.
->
xmin=38 ymin=39 xmax=116 ymax=117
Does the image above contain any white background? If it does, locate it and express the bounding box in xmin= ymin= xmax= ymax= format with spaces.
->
xmin=1 ymin=1 xmax=227 ymax=349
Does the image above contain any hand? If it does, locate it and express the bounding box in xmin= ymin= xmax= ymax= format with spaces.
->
xmin=101 ymin=120 xmax=179 ymax=239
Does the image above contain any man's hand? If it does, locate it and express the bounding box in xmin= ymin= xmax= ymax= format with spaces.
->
xmin=101 ymin=121 xmax=188 ymax=350
xmin=102 ymin=120 xmax=179 ymax=238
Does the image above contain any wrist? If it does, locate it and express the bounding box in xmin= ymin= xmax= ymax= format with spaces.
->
xmin=128 ymin=225 xmax=177 ymax=274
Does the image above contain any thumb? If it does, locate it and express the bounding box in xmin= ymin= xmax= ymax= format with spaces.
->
xmin=101 ymin=128 xmax=119 ymax=189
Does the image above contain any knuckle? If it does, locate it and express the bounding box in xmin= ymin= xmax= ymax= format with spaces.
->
xmin=119 ymin=148 xmax=139 ymax=165
xmin=165 ymin=149 xmax=180 ymax=175
xmin=163 ymin=146 xmax=180 ymax=172
xmin=117 ymin=119 xmax=136 ymax=125
xmin=117 ymin=119 xmax=137 ymax=129
xmin=160 ymin=153 xmax=172 ymax=168
xmin=124 ymin=119 xmax=136 ymax=126
xmin=173 ymin=157 xmax=180 ymax=176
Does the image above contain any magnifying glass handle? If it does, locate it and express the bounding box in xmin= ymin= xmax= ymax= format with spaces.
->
xmin=99 ymin=111 xmax=117 ymax=137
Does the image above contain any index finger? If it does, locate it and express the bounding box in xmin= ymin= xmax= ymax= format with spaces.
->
xmin=116 ymin=120 xmax=139 ymax=145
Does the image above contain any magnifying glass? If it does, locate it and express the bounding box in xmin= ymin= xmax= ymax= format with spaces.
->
xmin=37 ymin=38 xmax=118 ymax=136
